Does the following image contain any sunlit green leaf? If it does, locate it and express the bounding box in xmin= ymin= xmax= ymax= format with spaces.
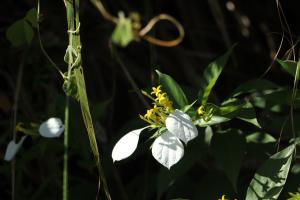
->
xmin=182 ymin=100 xmax=197 ymax=112
xmin=111 ymin=12 xmax=134 ymax=47
xmin=246 ymin=144 xmax=295 ymax=200
xmin=156 ymin=70 xmax=188 ymax=108
xmin=195 ymin=115 xmax=230 ymax=127
xmin=212 ymin=129 xmax=246 ymax=191
xmin=198 ymin=45 xmax=235 ymax=106
xmin=74 ymin=68 xmax=100 ymax=165
xmin=246 ymin=132 xmax=276 ymax=144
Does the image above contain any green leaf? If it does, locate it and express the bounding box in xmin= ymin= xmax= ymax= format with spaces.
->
xmin=203 ymin=126 xmax=213 ymax=146
xmin=252 ymin=89 xmax=300 ymax=109
xmin=25 ymin=8 xmax=38 ymax=28
xmin=156 ymin=70 xmax=188 ymax=108
xmin=182 ymin=100 xmax=197 ymax=112
xmin=277 ymin=59 xmax=298 ymax=77
xmin=220 ymin=98 xmax=261 ymax=128
xmin=74 ymin=68 xmax=100 ymax=164
xmin=231 ymin=79 xmax=278 ymax=97
xmin=245 ymin=144 xmax=295 ymax=200
xmin=73 ymin=67 xmax=111 ymax=198
xmin=291 ymin=163 xmax=300 ymax=174
xmin=6 ymin=19 xmax=34 ymax=47
xmin=62 ymin=72 xmax=79 ymax=100
xmin=195 ymin=115 xmax=230 ymax=127
xmin=195 ymin=98 xmax=261 ymax=127
xmin=211 ymin=129 xmax=246 ymax=191
xmin=246 ymin=132 xmax=276 ymax=144
xmin=198 ymin=45 xmax=235 ymax=105
xmin=111 ymin=12 xmax=134 ymax=47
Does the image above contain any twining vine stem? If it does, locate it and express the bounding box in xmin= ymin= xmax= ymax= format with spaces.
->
xmin=89 ymin=0 xmax=185 ymax=47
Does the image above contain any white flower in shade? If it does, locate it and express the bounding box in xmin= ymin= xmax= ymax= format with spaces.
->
xmin=39 ymin=118 xmax=64 ymax=138
xmin=4 ymin=136 xmax=27 ymax=161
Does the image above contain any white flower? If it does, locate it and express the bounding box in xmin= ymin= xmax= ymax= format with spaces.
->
xmin=39 ymin=118 xmax=64 ymax=138
xmin=4 ymin=136 xmax=27 ymax=161
xmin=111 ymin=109 xmax=198 ymax=169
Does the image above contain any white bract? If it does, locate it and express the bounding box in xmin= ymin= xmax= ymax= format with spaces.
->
xmin=4 ymin=136 xmax=27 ymax=161
xmin=112 ymin=109 xmax=198 ymax=169
xmin=151 ymin=130 xmax=184 ymax=169
xmin=112 ymin=127 xmax=147 ymax=162
xmin=166 ymin=109 xmax=198 ymax=144
xmin=39 ymin=117 xmax=64 ymax=138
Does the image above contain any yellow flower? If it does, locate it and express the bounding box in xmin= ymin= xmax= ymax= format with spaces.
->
xmin=144 ymin=108 xmax=155 ymax=120
xmin=155 ymin=93 xmax=172 ymax=108
xmin=197 ymin=105 xmax=204 ymax=115
xmin=155 ymin=93 xmax=166 ymax=103
xmin=151 ymin=85 xmax=162 ymax=96
xmin=141 ymin=85 xmax=174 ymax=126
xmin=218 ymin=195 xmax=229 ymax=200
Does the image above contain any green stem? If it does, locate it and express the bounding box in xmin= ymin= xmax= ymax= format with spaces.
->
xmin=63 ymin=8 xmax=75 ymax=200
xmin=63 ymin=96 xmax=69 ymax=200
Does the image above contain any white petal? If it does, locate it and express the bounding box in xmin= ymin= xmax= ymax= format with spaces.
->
xmin=4 ymin=136 xmax=27 ymax=161
xmin=166 ymin=109 xmax=198 ymax=144
xmin=39 ymin=118 xmax=64 ymax=138
xmin=151 ymin=130 xmax=184 ymax=169
xmin=112 ymin=127 xmax=147 ymax=162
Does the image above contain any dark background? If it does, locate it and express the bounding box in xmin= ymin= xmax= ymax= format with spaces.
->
xmin=0 ymin=0 xmax=300 ymax=199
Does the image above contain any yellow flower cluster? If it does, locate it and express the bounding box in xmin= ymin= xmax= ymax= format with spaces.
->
xmin=140 ymin=85 xmax=173 ymax=126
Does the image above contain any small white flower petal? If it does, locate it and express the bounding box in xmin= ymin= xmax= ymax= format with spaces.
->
xmin=39 ymin=117 xmax=64 ymax=138
xmin=151 ymin=130 xmax=184 ymax=169
xmin=4 ymin=136 xmax=27 ymax=161
xmin=112 ymin=127 xmax=147 ymax=162
xmin=166 ymin=109 xmax=198 ymax=144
